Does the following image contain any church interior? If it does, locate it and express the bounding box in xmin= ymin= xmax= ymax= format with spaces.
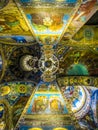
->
xmin=0 ymin=0 xmax=98 ymax=130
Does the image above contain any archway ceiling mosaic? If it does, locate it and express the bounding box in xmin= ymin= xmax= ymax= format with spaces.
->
xmin=16 ymin=0 xmax=82 ymax=44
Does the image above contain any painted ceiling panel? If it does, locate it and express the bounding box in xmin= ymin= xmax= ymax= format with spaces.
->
xmin=15 ymin=0 xmax=81 ymax=44
xmin=0 ymin=0 xmax=33 ymax=36
xmin=63 ymin=0 xmax=97 ymax=39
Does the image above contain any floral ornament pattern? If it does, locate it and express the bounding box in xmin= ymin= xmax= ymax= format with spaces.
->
xmin=17 ymin=85 xmax=27 ymax=94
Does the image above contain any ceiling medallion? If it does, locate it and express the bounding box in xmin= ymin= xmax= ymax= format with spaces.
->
xmin=38 ymin=54 xmax=59 ymax=74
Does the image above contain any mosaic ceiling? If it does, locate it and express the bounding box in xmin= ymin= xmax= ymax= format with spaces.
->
xmin=0 ymin=0 xmax=98 ymax=130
